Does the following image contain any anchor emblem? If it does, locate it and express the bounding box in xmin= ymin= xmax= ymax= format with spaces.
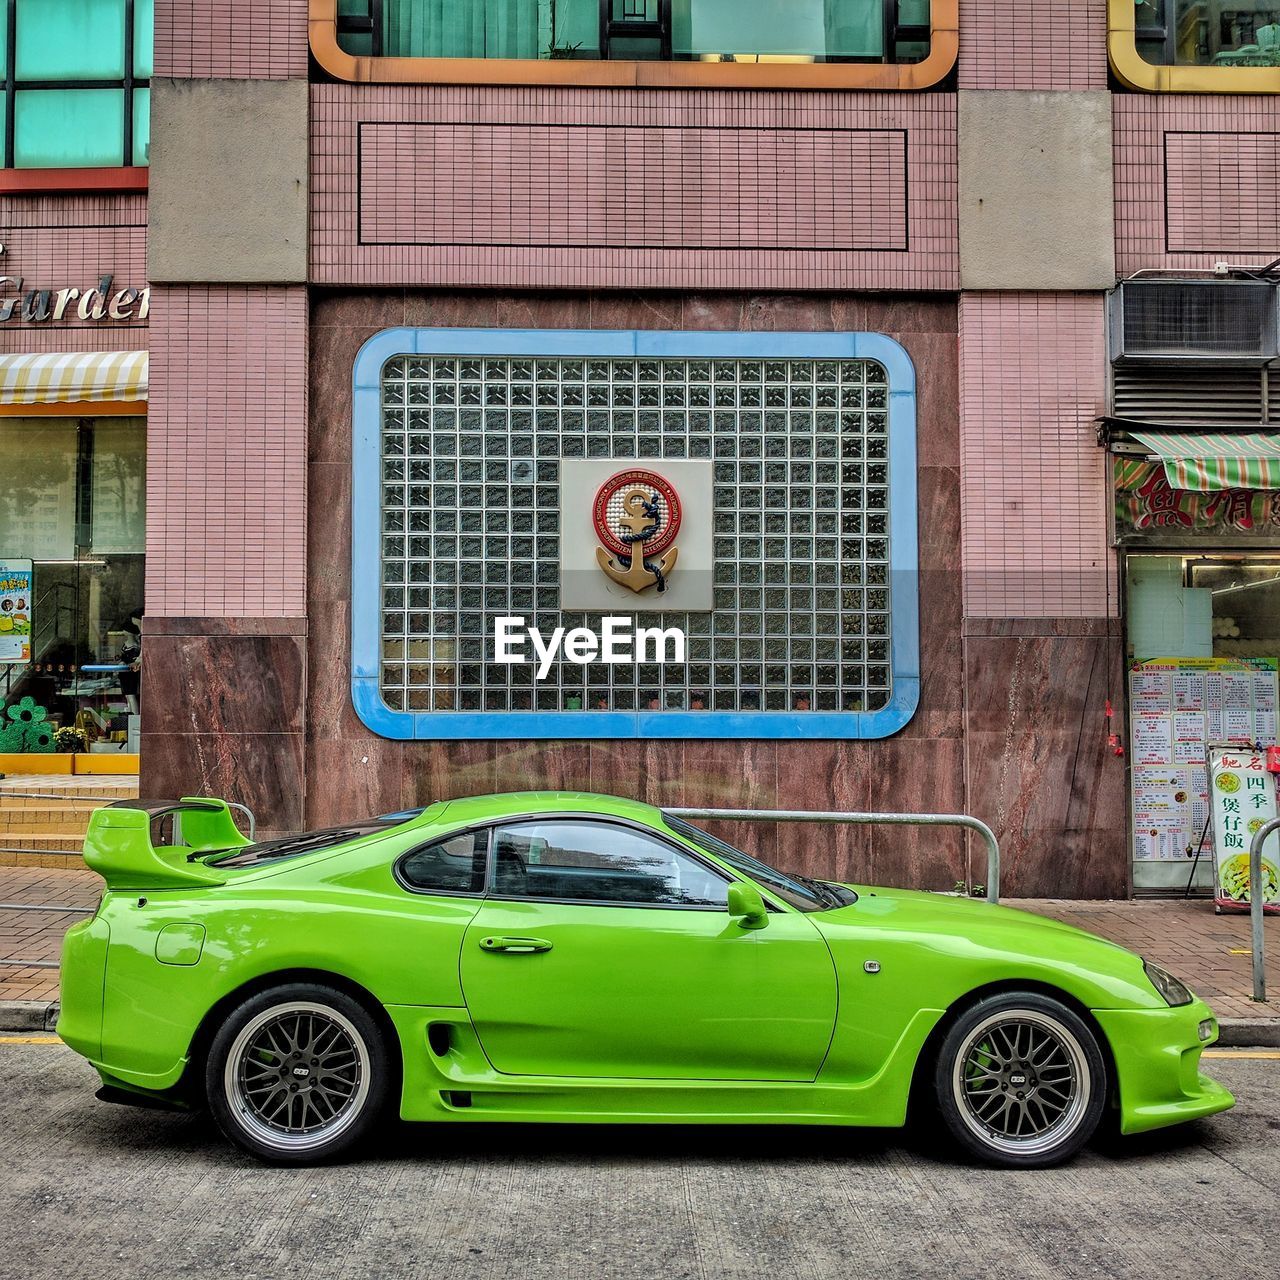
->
xmin=592 ymin=469 xmax=682 ymax=595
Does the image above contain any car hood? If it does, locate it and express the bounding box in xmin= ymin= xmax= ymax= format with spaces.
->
xmin=822 ymin=884 xmax=1131 ymax=956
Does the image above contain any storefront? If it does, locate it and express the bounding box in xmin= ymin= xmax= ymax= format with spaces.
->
xmin=1109 ymin=427 xmax=1280 ymax=893
xmin=0 ymin=351 xmax=146 ymax=770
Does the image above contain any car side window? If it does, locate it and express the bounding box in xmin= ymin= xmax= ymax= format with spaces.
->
xmin=399 ymin=830 xmax=488 ymax=895
xmin=490 ymin=820 xmax=728 ymax=908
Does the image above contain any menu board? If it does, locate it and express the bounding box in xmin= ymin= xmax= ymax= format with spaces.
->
xmin=1206 ymin=746 xmax=1279 ymax=915
xmin=1130 ymin=658 xmax=1279 ymax=862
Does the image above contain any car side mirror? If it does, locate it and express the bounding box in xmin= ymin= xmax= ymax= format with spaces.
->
xmin=727 ymin=882 xmax=768 ymax=930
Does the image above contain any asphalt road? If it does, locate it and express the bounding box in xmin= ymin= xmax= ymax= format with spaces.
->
xmin=2 ymin=1040 xmax=1277 ymax=1280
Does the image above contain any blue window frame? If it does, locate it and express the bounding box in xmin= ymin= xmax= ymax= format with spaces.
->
xmin=351 ymin=328 xmax=919 ymax=741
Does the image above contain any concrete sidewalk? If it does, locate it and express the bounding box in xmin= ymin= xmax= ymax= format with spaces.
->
xmin=1 ymin=867 xmax=1277 ymax=1040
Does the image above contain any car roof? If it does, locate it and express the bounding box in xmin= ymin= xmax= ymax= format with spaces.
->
xmin=431 ymin=791 xmax=665 ymax=829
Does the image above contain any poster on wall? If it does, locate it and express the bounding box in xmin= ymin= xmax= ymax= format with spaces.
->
xmin=0 ymin=559 xmax=33 ymax=663
xmin=1206 ymin=746 xmax=1280 ymax=914
xmin=1129 ymin=658 xmax=1279 ymax=862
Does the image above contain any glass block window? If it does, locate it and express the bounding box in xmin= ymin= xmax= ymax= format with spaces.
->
xmin=376 ymin=354 xmax=894 ymax=717
xmin=2 ymin=0 xmax=152 ymax=169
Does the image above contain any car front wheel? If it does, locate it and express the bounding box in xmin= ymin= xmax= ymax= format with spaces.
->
xmin=934 ymin=992 xmax=1107 ymax=1168
xmin=205 ymin=983 xmax=390 ymax=1164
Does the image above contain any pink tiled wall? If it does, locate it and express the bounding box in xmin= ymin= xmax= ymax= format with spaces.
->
xmin=1115 ymin=96 xmax=1280 ymax=274
xmin=156 ymin=0 xmax=309 ymax=79
xmin=0 ymin=194 xmax=147 ymax=354
xmin=360 ymin=122 xmax=908 ymax=252
xmin=146 ymin=285 xmax=307 ymax=617
xmin=313 ymin=86 xmax=958 ymax=291
xmin=1165 ymin=132 xmax=1280 ymax=255
xmin=958 ymin=292 xmax=1112 ymax=619
xmin=958 ymin=0 xmax=1108 ymax=90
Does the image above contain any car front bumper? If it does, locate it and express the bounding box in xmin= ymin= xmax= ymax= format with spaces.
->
xmin=1093 ymin=997 xmax=1235 ymax=1136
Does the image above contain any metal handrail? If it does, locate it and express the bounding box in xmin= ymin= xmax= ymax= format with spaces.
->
xmin=1248 ymin=817 xmax=1278 ymax=1002
xmin=665 ymin=808 xmax=1002 ymax=904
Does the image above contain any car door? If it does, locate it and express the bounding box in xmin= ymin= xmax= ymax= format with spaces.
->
xmin=458 ymin=817 xmax=838 ymax=1082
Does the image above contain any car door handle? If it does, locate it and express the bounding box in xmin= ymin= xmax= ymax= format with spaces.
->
xmin=479 ymin=935 xmax=554 ymax=954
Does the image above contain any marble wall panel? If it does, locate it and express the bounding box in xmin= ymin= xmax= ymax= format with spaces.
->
xmin=307 ymin=288 xmax=975 ymax=892
xmin=140 ymin=624 xmax=307 ymax=834
xmin=964 ymin=624 xmax=1128 ymax=898
xmin=140 ymin=730 xmax=306 ymax=835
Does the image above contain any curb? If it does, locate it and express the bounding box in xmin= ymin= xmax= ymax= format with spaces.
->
xmin=0 ymin=999 xmax=58 ymax=1032
xmin=1218 ymin=1017 xmax=1280 ymax=1048
xmin=2 ymin=1000 xmax=1278 ymax=1044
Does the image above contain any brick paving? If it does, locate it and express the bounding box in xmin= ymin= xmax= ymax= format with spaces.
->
xmin=0 ymin=866 xmax=1276 ymax=1021
xmin=0 ymin=867 xmax=100 ymax=1003
xmin=1019 ymin=898 xmax=1279 ymax=1023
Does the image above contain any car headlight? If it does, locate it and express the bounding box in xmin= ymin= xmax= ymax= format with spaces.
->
xmin=1144 ymin=960 xmax=1193 ymax=1007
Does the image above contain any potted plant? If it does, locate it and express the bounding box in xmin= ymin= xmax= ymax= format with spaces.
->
xmin=54 ymin=725 xmax=87 ymax=754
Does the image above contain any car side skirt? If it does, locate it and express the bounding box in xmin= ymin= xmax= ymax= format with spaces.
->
xmin=386 ymin=1004 xmax=945 ymax=1126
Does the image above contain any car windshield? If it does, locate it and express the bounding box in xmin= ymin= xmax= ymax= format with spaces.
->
xmin=204 ymin=812 xmax=423 ymax=867
xmin=663 ymin=815 xmax=856 ymax=913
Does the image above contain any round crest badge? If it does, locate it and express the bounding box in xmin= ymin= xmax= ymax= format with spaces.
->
xmin=592 ymin=469 xmax=682 ymax=595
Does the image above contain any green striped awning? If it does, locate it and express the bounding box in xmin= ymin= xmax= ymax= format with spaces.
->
xmin=1131 ymin=430 xmax=1280 ymax=492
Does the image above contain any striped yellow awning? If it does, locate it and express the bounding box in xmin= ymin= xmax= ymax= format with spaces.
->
xmin=0 ymin=350 xmax=148 ymax=405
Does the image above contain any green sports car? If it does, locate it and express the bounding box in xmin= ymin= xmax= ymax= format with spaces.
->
xmin=59 ymin=792 xmax=1233 ymax=1168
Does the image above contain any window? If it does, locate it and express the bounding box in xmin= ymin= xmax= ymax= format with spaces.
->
xmin=376 ymin=352 xmax=895 ymax=717
xmin=351 ymin=329 xmax=920 ymax=742
xmin=665 ymin=814 xmax=853 ymax=912
xmin=0 ymin=417 xmax=145 ymax=747
xmin=1 ymin=0 xmax=152 ymax=169
xmin=1110 ymin=0 xmax=1280 ymax=88
xmin=316 ymin=0 xmax=956 ymax=88
xmin=490 ymin=819 xmax=729 ymax=906
xmin=399 ymin=828 xmax=489 ymax=893
xmin=1135 ymin=1 xmax=1280 ymax=66
xmin=335 ymin=0 xmax=931 ymax=63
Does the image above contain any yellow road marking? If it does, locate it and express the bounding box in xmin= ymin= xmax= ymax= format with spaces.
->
xmin=0 ymin=1034 xmax=60 ymax=1044
xmin=1204 ymin=1049 xmax=1280 ymax=1059
xmin=1228 ymin=949 xmax=1252 ymax=955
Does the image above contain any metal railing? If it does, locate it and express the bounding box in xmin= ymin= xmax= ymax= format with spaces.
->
xmin=666 ymin=807 xmax=1002 ymax=904
xmin=1248 ymin=817 xmax=1278 ymax=1003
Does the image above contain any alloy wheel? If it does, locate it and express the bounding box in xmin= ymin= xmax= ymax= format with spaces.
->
xmin=950 ymin=1009 xmax=1091 ymax=1159
xmin=224 ymin=1000 xmax=371 ymax=1153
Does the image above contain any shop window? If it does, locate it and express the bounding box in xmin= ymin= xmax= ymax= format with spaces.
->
xmin=0 ymin=417 xmax=145 ymax=754
xmin=1124 ymin=551 xmax=1279 ymax=890
xmin=1 ymin=0 xmax=152 ymax=170
xmin=1112 ymin=0 xmax=1280 ymax=88
xmin=315 ymin=0 xmax=956 ymax=87
xmin=350 ymin=329 xmax=920 ymax=742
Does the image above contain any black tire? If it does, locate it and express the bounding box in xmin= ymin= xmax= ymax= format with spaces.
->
xmin=204 ymin=982 xmax=390 ymax=1164
xmin=933 ymin=991 xmax=1108 ymax=1169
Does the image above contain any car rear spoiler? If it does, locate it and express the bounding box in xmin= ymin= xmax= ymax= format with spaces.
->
xmin=83 ymin=798 xmax=253 ymax=890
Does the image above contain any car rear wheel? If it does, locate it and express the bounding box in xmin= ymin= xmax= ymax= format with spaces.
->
xmin=934 ymin=992 xmax=1107 ymax=1169
xmin=205 ymin=983 xmax=390 ymax=1164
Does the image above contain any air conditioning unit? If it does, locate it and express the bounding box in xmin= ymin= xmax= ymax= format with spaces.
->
xmin=1109 ymin=279 xmax=1279 ymax=366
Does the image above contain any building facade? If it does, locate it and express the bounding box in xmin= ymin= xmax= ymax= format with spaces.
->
xmin=3 ymin=2 xmax=1279 ymax=898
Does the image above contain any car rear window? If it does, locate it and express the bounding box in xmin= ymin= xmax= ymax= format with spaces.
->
xmin=206 ymin=812 xmax=421 ymax=867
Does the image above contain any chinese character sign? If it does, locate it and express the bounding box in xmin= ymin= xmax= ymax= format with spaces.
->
xmin=0 ymin=559 xmax=33 ymax=663
xmin=1208 ymin=747 xmax=1280 ymax=914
